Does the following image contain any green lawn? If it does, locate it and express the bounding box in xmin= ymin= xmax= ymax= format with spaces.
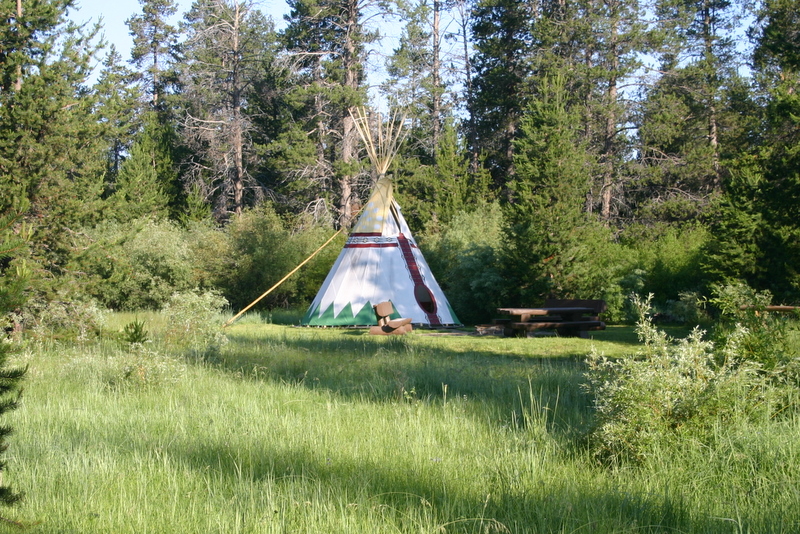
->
xmin=3 ymin=318 xmax=798 ymax=533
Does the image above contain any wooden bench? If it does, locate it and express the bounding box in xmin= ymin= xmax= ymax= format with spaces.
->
xmin=545 ymin=298 xmax=606 ymax=319
xmin=494 ymin=299 xmax=606 ymax=338
xmin=369 ymin=301 xmax=413 ymax=335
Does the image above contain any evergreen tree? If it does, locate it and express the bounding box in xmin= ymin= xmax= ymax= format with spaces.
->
xmin=469 ymin=0 xmax=535 ymax=189
xmin=580 ymin=0 xmax=650 ymax=222
xmin=178 ymin=0 xmax=278 ymax=219
xmin=505 ymin=76 xmax=611 ymax=302
xmin=0 ymin=2 xmax=108 ymax=270
xmin=382 ymin=0 xmax=436 ymax=157
xmin=705 ymin=0 xmax=800 ymax=298
xmin=382 ymin=0 xmax=452 ymax=162
xmin=93 ymin=47 xmax=142 ymax=185
xmin=634 ymin=0 xmax=746 ymax=223
xmin=281 ymin=0 xmax=342 ymax=218
xmin=395 ymin=119 xmax=492 ymax=230
xmin=127 ymin=0 xmax=180 ymax=106
xmin=281 ymin=0 xmax=378 ymax=227
xmin=110 ymin=113 xmax=172 ymax=221
xmin=0 ymin=204 xmax=30 ymax=510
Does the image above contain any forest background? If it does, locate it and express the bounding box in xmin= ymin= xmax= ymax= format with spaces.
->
xmin=2 ymin=0 xmax=800 ymax=328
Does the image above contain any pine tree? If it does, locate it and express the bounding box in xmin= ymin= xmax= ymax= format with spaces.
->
xmin=469 ymin=0 xmax=535 ymax=188
xmin=0 ymin=204 xmax=30 ymax=511
xmin=110 ymin=113 xmax=172 ymax=222
xmin=506 ymin=75 xmax=610 ymax=302
xmin=635 ymin=0 xmax=746 ymax=223
xmin=0 ymin=2 xmax=108 ymax=269
xmin=127 ymin=0 xmax=180 ymax=106
xmin=580 ymin=0 xmax=650 ymax=222
xmin=395 ymin=119 xmax=492 ymax=230
xmin=382 ymin=0 xmax=435 ymax=149
xmin=178 ymin=0 xmax=277 ymax=218
xmin=281 ymin=0 xmax=377 ymax=227
xmin=93 ymin=47 xmax=142 ymax=185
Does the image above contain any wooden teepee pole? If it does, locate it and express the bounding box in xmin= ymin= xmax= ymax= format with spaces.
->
xmin=222 ymin=228 xmax=344 ymax=328
xmin=350 ymin=107 xmax=407 ymax=176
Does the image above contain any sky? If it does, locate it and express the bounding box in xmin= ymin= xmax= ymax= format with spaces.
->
xmin=66 ymin=0 xmax=402 ymax=105
xmin=67 ymin=0 xmax=290 ymax=61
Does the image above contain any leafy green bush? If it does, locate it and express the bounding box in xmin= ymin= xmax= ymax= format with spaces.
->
xmin=600 ymin=268 xmax=647 ymax=324
xmin=162 ymin=289 xmax=228 ymax=358
xmin=708 ymin=281 xmax=799 ymax=369
xmin=71 ymin=219 xmax=198 ymax=310
xmin=621 ymin=223 xmax=710 ymax=304
xmin=584 ymin=294 xmax=796 ymax=465
xmin=420 ymin=202 xmax=507 ymax=325
xmin=15 ymin=291 xmax=106 ymax=341
xmin=196 ymin=206 xmax=337 ymax=312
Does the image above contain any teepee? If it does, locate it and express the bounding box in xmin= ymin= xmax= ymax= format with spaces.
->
xmin=301 ymin=109 xmax=461 ymax=327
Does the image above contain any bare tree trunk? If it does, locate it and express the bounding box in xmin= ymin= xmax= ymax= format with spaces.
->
xmin=455 ymin=0 xmax=478 ymax=174
xmin=432 ymin=0 xmax=441 ymax=161
xmin=600 ymin=11 xmax=619 ymax=222
xmin=14 ymin=0 xmax=22 ymax=91
xmin=180 ymin=0 xmax=261 ymax=220
xmin=231 ymin=2 xmax=244 ymax=216
xmin=703 ymin=0 xmax=721 ymax=189
xmin=339 ymin=0 xmax=360 ymax=228
xmin=151 ymin=39 xmax=159 ymax=106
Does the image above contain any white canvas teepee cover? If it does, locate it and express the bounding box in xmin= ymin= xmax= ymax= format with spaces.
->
xmin=301 ymin=177 xmax=460 ymax=326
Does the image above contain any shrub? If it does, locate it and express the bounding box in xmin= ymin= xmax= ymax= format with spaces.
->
xmin=200 ymin=206 xmax=336 ymax=312
xmin=420 ymin=202 xmax=507 ymax=325
xmin=621 ymin=223 xmax=710 ymax=304
xmin=707 ymin=281 xmax=799 ymax=369
xmin=584 ymin=294 xmax=796 ymax=465
xmin=162 ymin=289 xmax=228 ymax=358
xmin=15 ymin=291 xmax=106 ymax=341
xmin=71 ymin=219 xmax=198 ymax=310
xmin=600 ymin=268 xmax=647 ymax=324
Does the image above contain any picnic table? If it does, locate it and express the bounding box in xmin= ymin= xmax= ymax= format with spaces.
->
xmin=493 ymin=299 xmax=606 ymax=338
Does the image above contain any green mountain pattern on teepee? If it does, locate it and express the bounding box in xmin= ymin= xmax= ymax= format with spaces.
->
xmin=302 ymin=301 xmax=399 ymax=326
xmin=445 ymin=301 xmax=461 ymax=325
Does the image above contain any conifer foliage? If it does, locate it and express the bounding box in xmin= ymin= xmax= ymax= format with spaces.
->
xmin=0 ymin=206 xmax=29 ymax=510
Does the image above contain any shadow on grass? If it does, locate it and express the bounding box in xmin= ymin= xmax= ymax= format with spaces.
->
xmin=172 ymin=438 xmax=699 ymax=533
xmin=212 ymin=326 xmax=600 ymax=441
xmin=168 ymin=324 xmax=755 ymax=533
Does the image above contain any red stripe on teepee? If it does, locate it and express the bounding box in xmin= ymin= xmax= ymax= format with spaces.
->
xmin=344 ymin=243 xmax=398 ymax=248
xmin=397 ymin=233 xmax=441 ymax=326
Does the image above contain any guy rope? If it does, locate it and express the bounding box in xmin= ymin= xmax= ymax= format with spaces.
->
xmin=222 ymin=228 xmax=344 ymax=328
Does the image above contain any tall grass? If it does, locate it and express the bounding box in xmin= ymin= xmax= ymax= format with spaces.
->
xmin=1 ymin=320 xmax=798 ymax=533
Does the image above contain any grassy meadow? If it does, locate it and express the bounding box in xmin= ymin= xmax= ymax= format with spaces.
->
xmin=2 ymin=313 xmax=799 ymax=533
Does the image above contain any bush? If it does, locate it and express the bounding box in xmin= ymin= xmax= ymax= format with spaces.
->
xmin=620 ymin=223 xmax=710 ymax=304
xmin=71 ymin=219 xmax=198 ymax=310
xmin=199 ymin=206 xmax=338 ymax=312
xmin=162 ymin=289 xmax=228 ymax=359
xmin=15 ymin=291 xmax=106 ymax=341
xmin=584 ymin=294 xmax=797 ymax=465
xmin=420 ymin=202 xmax=507 ymax=325
xmin=708 ymin=281 xmax=799 ymax=369
xmin=600 ymin=268 xmax=647 ymax=324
